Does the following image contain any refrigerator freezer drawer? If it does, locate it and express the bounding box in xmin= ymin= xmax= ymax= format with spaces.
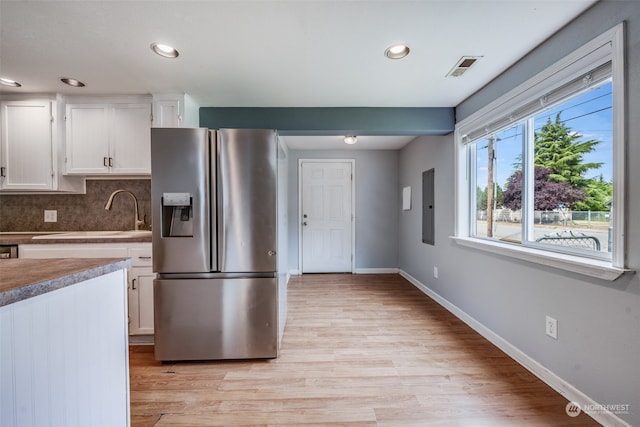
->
xmin=154 ymin=277 xmax=278 ymax=361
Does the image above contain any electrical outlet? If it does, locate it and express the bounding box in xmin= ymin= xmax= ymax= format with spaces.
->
xmin=433 ymin=266 xmax=439 ymax=279
xmin=44 ymin=210 xmax=57 ymax=223
xmin=546 ymin=315 xmax=558 ymax=339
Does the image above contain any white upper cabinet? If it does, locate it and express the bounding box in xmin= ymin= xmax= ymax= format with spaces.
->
xmin=65 ymin=104 xmax=109 ymax=174
xmin=152 ymin=94 xmax=199 ymax=128
xmin=153 ymin=99 xmax=182 ymax=128
xmin=0 ymin=100 xmax=55 ymax=190
xmin=65 ymin=101 xmax=151 ymax=175
xmin=112 ymin=104 xmax=152 ymax=174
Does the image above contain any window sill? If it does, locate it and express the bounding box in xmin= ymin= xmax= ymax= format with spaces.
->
xmin=450 ymin=236 xmax=628 ymax=281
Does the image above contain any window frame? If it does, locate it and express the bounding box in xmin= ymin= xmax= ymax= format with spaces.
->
xmin=453 ymin=23 xmax=626 ymax=280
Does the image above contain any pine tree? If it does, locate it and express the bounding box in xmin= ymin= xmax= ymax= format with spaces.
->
xmin=574 ymin=175 xmax=613 ymax=211
xmin=534 ymin=114 xmax=603 ymax=188
xmin=502 ymin=113 xmax=612 ymax=211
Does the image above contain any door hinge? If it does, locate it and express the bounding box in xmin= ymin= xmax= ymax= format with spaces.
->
xmin=50 ymin=115 xmax=54 ymax=123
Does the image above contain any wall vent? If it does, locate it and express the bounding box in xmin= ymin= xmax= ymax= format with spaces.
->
xmin=446 ymin=56 xmax=482 ymax=77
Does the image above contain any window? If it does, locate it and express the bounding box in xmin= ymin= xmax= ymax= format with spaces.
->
xmin=454 ymin=24 xmax=625 ymax=279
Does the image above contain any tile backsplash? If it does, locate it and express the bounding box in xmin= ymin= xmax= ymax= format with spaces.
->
xmin=0 ymin=179 xmax=151 ymax=232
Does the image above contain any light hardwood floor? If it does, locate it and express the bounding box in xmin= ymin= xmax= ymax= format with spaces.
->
xmin=129 ymin=274 xmax=598 ymax=426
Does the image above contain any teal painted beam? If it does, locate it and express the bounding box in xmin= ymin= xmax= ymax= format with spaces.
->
xmin=199 ymin=107 xmax=454 ymax=136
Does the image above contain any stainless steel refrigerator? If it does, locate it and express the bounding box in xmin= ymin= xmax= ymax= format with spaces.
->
xmin=151 ymin=128 xmax=278 ymax=361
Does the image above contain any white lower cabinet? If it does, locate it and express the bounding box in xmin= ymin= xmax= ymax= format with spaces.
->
xmin=128 ymin=267 xmax=155 ymax=335
xmin=19 ymin=242 xmax=154 ymax=335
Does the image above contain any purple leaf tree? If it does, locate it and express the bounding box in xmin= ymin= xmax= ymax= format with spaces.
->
xmin=503 ymin=167 xmax=586 ymax=211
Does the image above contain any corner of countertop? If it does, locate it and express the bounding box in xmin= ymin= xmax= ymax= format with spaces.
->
xmin=0 ymin=258 xmax=132 ymax=307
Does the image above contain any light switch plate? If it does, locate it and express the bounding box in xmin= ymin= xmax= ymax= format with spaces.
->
xmin=44 ymin=210 xmax=57 ymax=223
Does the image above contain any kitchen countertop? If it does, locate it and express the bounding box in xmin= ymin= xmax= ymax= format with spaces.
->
xmin=0 ymin=258 xmax=132 ymax=307
xmin=0 ymin=232 xmax=152 ymax=245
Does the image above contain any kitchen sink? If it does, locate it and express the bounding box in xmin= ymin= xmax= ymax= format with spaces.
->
xmin=32 ymin=230 xmax=152 ymax=240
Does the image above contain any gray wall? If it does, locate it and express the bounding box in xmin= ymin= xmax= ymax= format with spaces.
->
xmin=400 ymin=1 xmax=640 ymax=425
xmin=287 ymin=149 xmax=400 ymax=272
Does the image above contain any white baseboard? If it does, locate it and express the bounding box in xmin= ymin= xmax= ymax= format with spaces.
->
xmin=399 ymin=269 xmax=631 ymax=427
xmin=355 ymin=268 xmax=399 ymax=274
xmin=288 ymin=268 xmax=399 ymax=275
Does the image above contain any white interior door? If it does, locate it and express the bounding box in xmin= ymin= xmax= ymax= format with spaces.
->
xmin=300 ymin=160 xmax=353 ymax=273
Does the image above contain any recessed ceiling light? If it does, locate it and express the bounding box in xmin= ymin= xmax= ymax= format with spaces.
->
xmin=384 ymin=44 xmax=410 ymax=60
xmin=0 ymin=78 xmax=22 ymax=87
xmin=344 ymin=136 xmax=358 ymax=145
xmin=60 ymin=77 xmax=85 ymax=87
xmin=151 ymin=42 xmax=179 ymax=58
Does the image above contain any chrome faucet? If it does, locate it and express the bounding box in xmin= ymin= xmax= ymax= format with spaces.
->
xmin=104 ymin=189 xmax=145 ymax=231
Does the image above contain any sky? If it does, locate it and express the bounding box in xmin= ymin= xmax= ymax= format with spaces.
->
xmin=476 ymin=80 xmax=613 ymax=189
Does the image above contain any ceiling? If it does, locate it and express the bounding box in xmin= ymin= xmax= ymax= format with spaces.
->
xmin=0 ymin=0 xmax=597 ymax=149
xmin=284 ymin=135 xmax=416 ymax=150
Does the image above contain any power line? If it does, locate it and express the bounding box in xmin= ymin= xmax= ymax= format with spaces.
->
xmin=476 ymin=90 xmax=613 ymax=147
xmin=544 ymin=106 xmax=612 ymax=127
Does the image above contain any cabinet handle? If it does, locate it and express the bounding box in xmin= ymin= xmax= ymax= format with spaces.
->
xmin=108 ymin=157 xmax=114 ymax=167
xmin=103 ymin=157 xmax=109 ymax=167
xmin=131 ymin=278 xmax=137 ymax=290
xmin=0 ymin=167 xmax=5 ymax=177
xmin=137 ymin=256 xmax=152 ymax=260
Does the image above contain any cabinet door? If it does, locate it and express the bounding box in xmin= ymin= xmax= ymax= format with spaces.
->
xmin=152 ymin=99 xmax=181 ymax=128
xmin=65 ymin=104 xmax=110 ymax=174
xmin=0 ymin=100 xmax=54 ymax=190
xmin=111 ymin=104 xmax=151 ymax=174
xmin=128 ymin=267 xmax=155 ymax=335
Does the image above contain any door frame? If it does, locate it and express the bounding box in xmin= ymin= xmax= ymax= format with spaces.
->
xmin=298 ymin=159 xmax=356 ymax=274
